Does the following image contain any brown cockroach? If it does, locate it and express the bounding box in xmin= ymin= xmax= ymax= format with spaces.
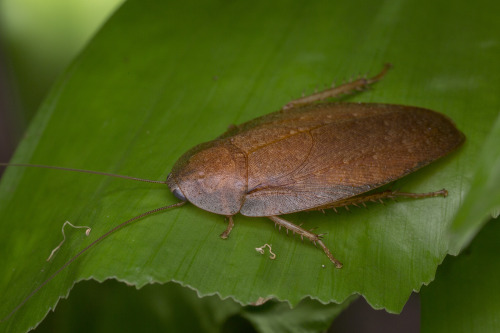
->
xmin=0 ymin=63 xmax=465 ymax=320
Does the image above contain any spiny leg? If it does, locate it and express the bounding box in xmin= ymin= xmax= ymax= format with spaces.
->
xmin=268 ymin=215 xmax=343 ymax=268
xmin=220 ymin=215 xmax=235 ymax=239
xmin=310 ymin=189 xmax=448 ymax=211
xmin=282 ymin=63 xmax=392 ymax=110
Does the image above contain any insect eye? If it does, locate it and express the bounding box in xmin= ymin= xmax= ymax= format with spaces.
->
xmin=172 ymin=188 xmax=187 ymax=202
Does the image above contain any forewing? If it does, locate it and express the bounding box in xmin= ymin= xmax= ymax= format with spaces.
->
xmin=235 ymin=103 xmax=464 ymax=217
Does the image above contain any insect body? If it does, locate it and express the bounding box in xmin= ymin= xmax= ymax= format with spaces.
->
xmin=0 ymin=64 xmax=465 ymax=321
xmin=166 ymin=64 xmax=464 ymax=267
xmin=168 ymin=100 xmax=464 ymax=267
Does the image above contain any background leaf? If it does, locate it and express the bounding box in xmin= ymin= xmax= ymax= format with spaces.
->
xmin=36 ymin=281 xmax=242 ymax=333
xmin=0 ymin=0 xmax=498 ymax=332
xmin=421 ymin=219 xmax=500 ymax=332
xmin=34 ymin=280 xmax=351 ymax=333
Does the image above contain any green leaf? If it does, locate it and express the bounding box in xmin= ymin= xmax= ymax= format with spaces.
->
xmin=0 ymin=0 xmax=499 ymax=331
xmin=448 ymin=114 xmax=500 ymax=253
xmin=421 ymin=219 xmax=500 ymax=332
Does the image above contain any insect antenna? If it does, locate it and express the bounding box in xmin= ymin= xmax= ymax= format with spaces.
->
xmin=0 ymin=163 xmax=167 ymax=184
xmin=0 ymin=201 xmax=186 ymax=323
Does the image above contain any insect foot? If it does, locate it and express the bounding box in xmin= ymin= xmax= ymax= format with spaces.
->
xmin=268 ymin=216 xmax=343 ymax=268
xmin=220 ymin=216 xmax=235 ymax=239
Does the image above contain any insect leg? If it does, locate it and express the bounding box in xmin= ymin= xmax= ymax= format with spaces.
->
xmin=268 ymin=216 xmax=343 ymax=268
xmin=220 ymin=215 xmax=235 ymax=239
xmin=310 ymin=189 xmax=448 ymax=211
xmin=282 ymin=63 xmax=392 ymax=110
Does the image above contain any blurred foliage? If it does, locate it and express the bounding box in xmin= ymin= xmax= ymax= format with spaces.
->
xmin=0 ymin=0 xmax=123 ymax=125
xmin=421 ymin=219 xmax=500 ymax=333
xmin=35 ymin=280 xmax=350 ymax=333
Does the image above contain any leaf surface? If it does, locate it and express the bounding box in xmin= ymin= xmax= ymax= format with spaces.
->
xmin=0 ymin=0 xmax=499 ymax=331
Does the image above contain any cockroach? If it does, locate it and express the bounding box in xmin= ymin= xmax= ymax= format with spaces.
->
xmin=0 ymin=63 xmax=465 ymax=321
